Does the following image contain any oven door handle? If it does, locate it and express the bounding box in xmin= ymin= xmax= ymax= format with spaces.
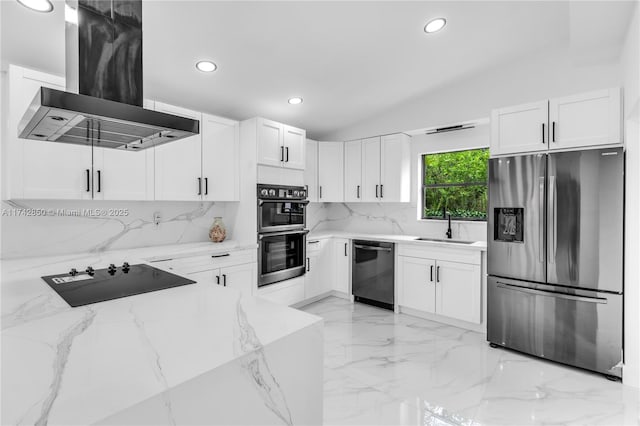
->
xmin=258 ymin=199 xmax=310 ymax=206
xmin=258 ymin=229 xmax=309 ymax=239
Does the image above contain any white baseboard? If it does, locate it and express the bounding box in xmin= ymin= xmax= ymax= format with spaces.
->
xmin=398 ymin=306 xmax=486 ymax=334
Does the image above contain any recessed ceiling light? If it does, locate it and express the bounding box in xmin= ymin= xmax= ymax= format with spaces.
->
xmin=288 ymin=97 xmax=303 ymax=105
xmin=196 ymin=61 xmax=217 ymax=73
xmin=424 ymin=18 xmax=446 ymax=34
xmin=16 ymin=0 xmax=53 ymax=12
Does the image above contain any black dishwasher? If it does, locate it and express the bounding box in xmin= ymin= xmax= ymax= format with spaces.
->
xmin=352 ymin=240 xmax=395 ymax=310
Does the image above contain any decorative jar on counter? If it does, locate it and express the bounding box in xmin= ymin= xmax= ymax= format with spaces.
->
xmin=209 ymin=217 xmax=226 ymax=242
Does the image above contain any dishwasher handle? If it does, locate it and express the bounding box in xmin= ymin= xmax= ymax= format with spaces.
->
xmin=354 ymin=244 xmax=392 ymax=252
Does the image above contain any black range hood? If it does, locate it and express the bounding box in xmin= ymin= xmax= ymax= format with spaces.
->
xmin=18 ymin=0 xmax=199 ymax=150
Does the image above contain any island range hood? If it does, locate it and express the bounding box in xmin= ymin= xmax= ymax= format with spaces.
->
xmin=18 ymin=0 xmax=199 ymax=150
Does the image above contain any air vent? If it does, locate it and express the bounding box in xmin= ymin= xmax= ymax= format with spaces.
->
xmin=425 ymin=124 xmax=475 ymax=135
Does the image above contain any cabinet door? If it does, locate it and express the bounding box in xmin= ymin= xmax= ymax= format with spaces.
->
xmin=549 ymin=88 xmax=622 ymax=150
xmin=318 ymin=142 xmax=344 ymax=202
xmin=201 ymin=114 xmax=240 ymax=201
xmin=333 ymin=238 xmax=350 ymax=294
xmin=344 ymin=140 xmax=362 ymax=202
xmin=491 ymin=101 xmax=548 ymax=156
xmin=304 ymin=139 xmax=319 ymax=202
xmin=153 ymin=102 xmax=202 ymax=201
xmin=93 ymin=148 xmax=153 ymax=200
xmin=304 ymin=251 xmax=322 ymax=299
xmin=361 ymin=136 xmax=381 ymax=202
xmin=219 ymin=263 xmax=256 ymax=296
xmin=7 ymin=65 xmax=93 ymax=200
xmin=283 ymin=125 xmax=306 ymax=170
xmin=380 ymin=134 xmax=410 ymax=203
xmin=187 ymin=269 xmax=218 ymax=285
xmin=398 ymin=256 xmax=436 ymax=313
xmin=435 ymin=260 xmax=481 ymax=324
xmin=257 ymin=118 xmax=284 ymax=167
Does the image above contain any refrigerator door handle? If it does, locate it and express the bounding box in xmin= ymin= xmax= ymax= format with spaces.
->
xmin=496 ymin=282 xmax=607 ymax=304
xmin=539 ymin=176 xmax=545 ymax=263
xmin=549 ymin=175 xmax=557 ymax=263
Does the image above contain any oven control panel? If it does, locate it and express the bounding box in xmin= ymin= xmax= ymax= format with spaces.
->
xmin=257 ymin=184 xmax=307 ymax=200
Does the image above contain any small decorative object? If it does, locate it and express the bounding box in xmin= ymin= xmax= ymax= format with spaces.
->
xmin=209 ymin=217 xmax=226 ymax=242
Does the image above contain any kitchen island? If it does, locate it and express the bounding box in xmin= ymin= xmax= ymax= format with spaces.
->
xmin=1 ymin=242 xmax=323 ymax=425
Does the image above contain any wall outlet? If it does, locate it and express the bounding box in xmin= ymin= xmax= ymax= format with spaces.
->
xmin=153 ymin=211 xmax=161 ymax=227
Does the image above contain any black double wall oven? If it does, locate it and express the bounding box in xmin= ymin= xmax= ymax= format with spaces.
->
xmin=257 ymin=184 xmax=309 ymax=287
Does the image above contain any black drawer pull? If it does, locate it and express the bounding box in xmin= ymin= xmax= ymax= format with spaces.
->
xmin=211 ymin=253 xmax=230 ymax=258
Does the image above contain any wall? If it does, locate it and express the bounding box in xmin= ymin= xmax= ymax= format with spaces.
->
xmin=312 ymin=125 xmax=489 ymax=241
xmin=620 ymin=2 xmax=640 ymax=389
xmin=322 ymin=44 xmax=622 ymax=142
xmin=0 ymin=200 xmax=238 ymax=259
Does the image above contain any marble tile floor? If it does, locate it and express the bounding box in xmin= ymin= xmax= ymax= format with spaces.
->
xmin=301 ymin=297 xmax=640 ymax=426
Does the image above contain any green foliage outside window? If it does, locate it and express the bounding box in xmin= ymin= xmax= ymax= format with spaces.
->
xmin=422 ymin=148 xmax=489 ymax=220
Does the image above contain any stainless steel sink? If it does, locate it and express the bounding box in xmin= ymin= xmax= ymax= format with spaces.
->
xmin=414 ymin=237 xmax=476 ymax=244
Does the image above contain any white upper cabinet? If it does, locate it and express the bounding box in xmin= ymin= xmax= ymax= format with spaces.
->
xmin=93 ymin=148 xmax=154 ymax=200
xmin=257 ymin=118 xmax=285 ymax=167
xmin=380 ymin=133 xmax=411 ymax=202
xmin=283 ymin=125 xmax=306 ymax=170
xmin=6 ymin=65 xmax=93 ymax=200
xmin=305 ymin=139 xmax=319 ymax=202
xmin=153 ymin=102 xmax=203 ymax=201
xmin=256 ymin=118 xmax=306 ymax=170
xmin=491 ymin=88 xmax=622 ymax=156
xmin=318 ymin=142 xmax=344 ymax=202
xmin=491 ymin=100 xmax=548 ymax=156
xmin=361 ymin=137 xmax=381 ymax=202
xmin=201 ymin=114 xmax=240 ymax=201
xmin=549 ymin=88 xmax=622 ymax=151
xmin=344 ymin=140 xmax=363 ymax=202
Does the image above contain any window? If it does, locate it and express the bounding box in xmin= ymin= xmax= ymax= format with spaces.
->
xmin=422 ymin=148 xmax=489 ymax=220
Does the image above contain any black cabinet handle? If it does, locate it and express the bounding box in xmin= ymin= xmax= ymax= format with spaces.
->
xmin=344 ymin=242 xmax=348 ymax=256
xmin=211 ymin=253 xmax=230 ymax=258
xmin=436 ymin=266 xmax=440 ymax=283
xmin=285 ymin=146 xmax=289 ymax=162
xmin=306 ymin=257 xmax=310 ymax=272
xmin=97 ymin=170 xmax=101 ymax=193
xmin=319 ymin=186 xmax=322 ymax=199
xmin=280 ymin=146 xmax=284 ymax=162
xmin=205 ymin=177 xmax=208 ymax=195
xmin=542 ymin=123 xmax=546 ymax=144
xmin=216 ymin=275 xmax=220 ymax=285
xmin=86 ymin=169 xmax=90 ymax=192
xmin=430 ymin=265 xmax=433 ymax=282
xmin=222 ymin=274 xmax=227 ymax=287
xmin=552 ymin=121 xmax=556 ymax=142
xmin=380 ymin=184 xmax=384 ymax=198
xmin=357 ymin=185 xmax=360 ymax=199
xmin=375 ymin=184 xmax=379 ymax=198
xmin=198 ymin=177 xmax=202 ymax=195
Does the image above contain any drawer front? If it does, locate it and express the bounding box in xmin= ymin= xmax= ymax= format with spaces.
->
xmin=398 ymin=244 xmax=480 ymax=265
xmin=306 ymin=238 xmax=326 ymax=253
xmin=257 ymin=277 xmax=305 ymax=306
xmin=151 ymin=249 xmax=256 ymax=275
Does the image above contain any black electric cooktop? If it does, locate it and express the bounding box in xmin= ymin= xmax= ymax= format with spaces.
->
xmin=41 ymin=263 xmax=196 ymax=307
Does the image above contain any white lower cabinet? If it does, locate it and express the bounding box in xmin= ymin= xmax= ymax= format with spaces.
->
xmin=333 ymin=238 xmax=350 ymax=294
xmin=188 ymin=264 xmax=255 ymax=296
xmin=397 ymin=244 xmax=482 ymax=324
xmin=305 ymin=239 xmax=332 ymax=299
xmin=398 ymin=256 xmax=436 ymax=313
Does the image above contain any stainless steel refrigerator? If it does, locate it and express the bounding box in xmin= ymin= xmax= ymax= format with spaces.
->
xmin=487 ymin=147 xmax=624 ymax=379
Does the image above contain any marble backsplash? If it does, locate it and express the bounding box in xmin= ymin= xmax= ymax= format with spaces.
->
xmin=308 ymin=202 xmax=487 ymax=242
xmin=1 ymin=200 xmax=237 ymax=259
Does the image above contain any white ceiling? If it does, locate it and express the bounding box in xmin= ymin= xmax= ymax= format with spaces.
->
xmin=1 ymin=1 xmax=635 ymax=139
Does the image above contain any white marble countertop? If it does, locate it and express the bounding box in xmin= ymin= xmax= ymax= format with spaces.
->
xmin=307 ymin=230 xmax=487 ymax=251
xmin=1 ymin=241 xmax=322 ymax=425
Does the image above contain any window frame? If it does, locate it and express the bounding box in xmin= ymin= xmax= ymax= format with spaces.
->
xmin=421 ymin=147 xmax=489 ymax=222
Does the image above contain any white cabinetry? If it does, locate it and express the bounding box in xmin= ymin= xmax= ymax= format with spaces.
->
xmin=256 ymin=118 xmax=306 ymax=170
xmin=361 ymin=137 xmax=381 ymax=201
xmin=318 ymin=142 xmax=344 ymax=202
xmin=304 ymin=139 xmax=319 ymax=202
xmin=154 ymin=103 xmax=239 ymax=201
xmin=305 ymin=239 xmax=332 ymax=299
xmin=333 ymin=238 xmax=350 ymax=294
xmin=344 ymin=140 xmax=363 ymax=202
xmin=491 ymin=88 xmax=622 ymax=156
xmin=397 ymin=244 xmax=481 ymax=324
xmin=380 ymin=134 xmax=411 ymax=202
